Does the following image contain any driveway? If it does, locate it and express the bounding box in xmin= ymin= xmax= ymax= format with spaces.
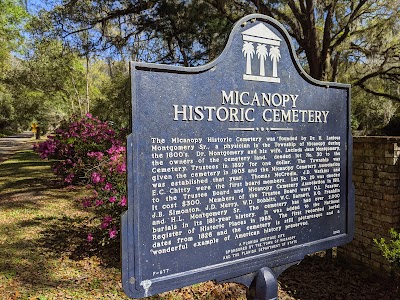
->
xmin=0 ymin=131 xmax=37 ymax=163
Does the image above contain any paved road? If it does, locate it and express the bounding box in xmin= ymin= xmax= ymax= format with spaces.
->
xmin=0 ymin=131 xmax=37 ymax=163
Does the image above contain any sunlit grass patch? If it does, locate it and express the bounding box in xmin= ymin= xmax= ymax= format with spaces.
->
xmin=0 ymin=150 xmax=108 ymax=298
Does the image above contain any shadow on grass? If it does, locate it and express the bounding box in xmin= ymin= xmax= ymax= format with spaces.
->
xmin=0 ymin=151 xmax=57 ymax=191
xmin=0 ymin=182 xmax=73 ymax=211
xmin=0 ymin=238 xmax=65 ymax=288
xmin=0 ymin=151 xmax=82 ymax=211
xmin=34 ymin=214 xmax=121 ymax=268
xmin=0 ymin=149 xmax=121 ymax=292
xmin=1 ymin=215 xmax=121 ymax=292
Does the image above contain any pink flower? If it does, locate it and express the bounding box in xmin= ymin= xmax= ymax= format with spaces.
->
xmin=109 ymin=196 xmax=116 ymax=203
xmin=120 ymin=195 xmax=127 ymax=207
xmin=101 ymin=221 xmax=109 ymax=229
xmin=87 ymin=151 xmax=104 ymax=160
xmin=101 ymin=216 xmax=112 ymax=229
xmin=87 ymin=233 xmax=93 ymax=242
xmin=103 ymin=182 xmax=113 ymax=191
xmin=109 ymin=226 xmax=117 ymax=239
xmin=116 ymin=163 xmax=126 ymax=174
xmin=64 ymin=173 xmax=75 ymax=183
xmin=91 ymin=172 xmax=102 ymax=183
xmin=95 ymin=199 xmax=103 ymax=206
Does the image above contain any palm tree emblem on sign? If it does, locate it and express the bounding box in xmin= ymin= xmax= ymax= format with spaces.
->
xmin=269 ymin=46 xmax=281 ymax=78
xmin=256 ymin=43 xmax=268 ymax=76
xmin=242 ymin=41 xmax=255 ymax=75
xmin=241 ymin=23 xmax=282 ymax=83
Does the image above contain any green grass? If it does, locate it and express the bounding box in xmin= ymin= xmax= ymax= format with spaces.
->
xmin=0 ymin=150 xmax=129 ymax=299
xmin=0 ymin=150 xmax=247 ymax=300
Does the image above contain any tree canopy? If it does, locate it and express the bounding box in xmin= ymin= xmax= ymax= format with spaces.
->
xmin=35 ymin=0 xmax=400 ymax=102
xmin=0 ymin=0 xmax=28 ymax=132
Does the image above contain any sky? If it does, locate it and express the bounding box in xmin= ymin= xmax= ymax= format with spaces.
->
xmin=27 ymin=0 xmax=56 ymax=14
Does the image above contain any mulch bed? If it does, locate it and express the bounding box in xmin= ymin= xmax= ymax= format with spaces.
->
xmin=277 ymin=254 xmax=399 ymax=300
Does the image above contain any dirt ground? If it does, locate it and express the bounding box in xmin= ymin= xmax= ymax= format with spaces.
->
xmin=277 ymin=253 xmax=399 ymax=300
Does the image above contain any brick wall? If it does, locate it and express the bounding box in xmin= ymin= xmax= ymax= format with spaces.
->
xmin=338 ymin=137 xmax=400 ymax=272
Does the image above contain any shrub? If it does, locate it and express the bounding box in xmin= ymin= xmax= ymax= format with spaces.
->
xmin=374 ymin=228 xmax=400 ymax=275
xmin=82 ymin=145 xmax=127 ymax=245
xmin=35 ymin=113 xmax=128 ymax=244
xmin=35 ymin=113 xmax=125 ymax=185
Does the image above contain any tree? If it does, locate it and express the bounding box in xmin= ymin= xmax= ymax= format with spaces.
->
xmin=0 ymin=0 xmax=28 ymax=132
xmin=8 ymin=38 xmax=89 ymax=130
xmin=246 ymin=0 xmax=400 ymax=102
xmin=256 ymin=43 xmax=268 ymax=76
xmin=0 ymin=87 xmax=15 ymax=132
xmin=32 ymin=0 xmax=249 ymax=66
xmin=351 ymin=85 xmax=399 ymax=133
xmin=37 ymin=0 xmax=400 ymax=103
xmin=91 ymin=67 xmax=131 ymax=129
xmin=0 ymin=0 xmax=27 ymax=75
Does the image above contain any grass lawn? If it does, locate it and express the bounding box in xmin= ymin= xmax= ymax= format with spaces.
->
xmin=0 ymin=150 xmax=247 ymax=300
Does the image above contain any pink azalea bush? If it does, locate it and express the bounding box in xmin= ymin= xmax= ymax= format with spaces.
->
xmin=35 ymin=114 xmax=128 ymax=244
xmin=34 ymin=113 xmax=125 ymax=185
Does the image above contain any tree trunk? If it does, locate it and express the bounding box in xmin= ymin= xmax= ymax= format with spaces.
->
xmin=85 ymin=55 xmax=90 ymax=114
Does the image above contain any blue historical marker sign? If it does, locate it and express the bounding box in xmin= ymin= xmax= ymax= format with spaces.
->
xmin=122 ymin=14 xmax=354 ymax=298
